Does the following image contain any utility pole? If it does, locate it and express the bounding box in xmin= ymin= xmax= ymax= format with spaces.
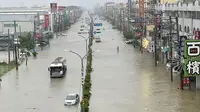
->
xmin=55 ymin=13 xmax=58 ymax=38
xmin=19 ymin=25 xmax=21 ymax=36
xmin=33 ymin=18 xmax=36 ymax=48
xmin=13 ymin=21 xmax=18 ymax=70
xmin=122 ymin=9 xmax=125 ymax=32
xmin=175 ymin=16 xmax=182 ymax=89
xmin=140 ymin=25 xmax=143 ymax=53
xmin=154 ymin=25 xmax=157 ymax=66
xmin=169 ymin=16 xmax=173 ymax=82
xmin=128 ymin=0 xmax=131 ymax=32
xmin=8 ymin=29 xmax=10 ymax=64
xmin=120 ymin=9 xmax=122 ymax=31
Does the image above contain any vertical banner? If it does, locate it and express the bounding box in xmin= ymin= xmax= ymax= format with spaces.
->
xmin=195 ymin=31 xmax=200 ymax=39
xmin=179 ymin=36 xmax=187 ymax=57
xmin=156 ymin=14 xmax=161 ymax=39
xmin=139 ymin=0 xmax=144 ymax=17
xmin=44 ymin=14 xmax=49 ymax=28
xmin=50 ymin=3 xmax=57 ymax=13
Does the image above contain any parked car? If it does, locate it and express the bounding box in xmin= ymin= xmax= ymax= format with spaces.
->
xmin=64 ymin=93 xmax=79 ymax=106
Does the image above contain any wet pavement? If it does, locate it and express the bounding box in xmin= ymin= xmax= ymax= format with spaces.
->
xmin=0 ymin=13 xmax=90 ymax=112
xmin=90 ymin=19 xmax=200 ymax=112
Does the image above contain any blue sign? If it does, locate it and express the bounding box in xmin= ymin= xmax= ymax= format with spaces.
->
xmin=94 ymin=23 xmax=102 ymax=26
xmin=179 ymin=36 xmax=187 ymax=57
xmin=134 ymin=18 xmax=146 ymax=23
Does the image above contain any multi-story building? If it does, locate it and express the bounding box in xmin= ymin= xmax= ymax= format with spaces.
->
xmin=156 ymin=0 xmax=200 ymax=39
xmin=0 ymin=7 xmax=49 ymax=34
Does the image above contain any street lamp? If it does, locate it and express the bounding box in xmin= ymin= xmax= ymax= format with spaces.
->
xmin=78 ymin=35 xmax=90 ymax=53
xmin=64 ymin=49 xmax=99 ymax=112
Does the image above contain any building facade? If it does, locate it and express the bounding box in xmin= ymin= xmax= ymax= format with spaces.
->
xmin=156 ymin=0 xmax=200 ymax=39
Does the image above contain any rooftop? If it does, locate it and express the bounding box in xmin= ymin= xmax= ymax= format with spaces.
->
xmin=0 ymin=14 xmax=35 ymax=21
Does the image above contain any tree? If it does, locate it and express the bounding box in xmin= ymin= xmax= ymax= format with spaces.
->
xmin=19 ymin=32 xmax=35 ymax=50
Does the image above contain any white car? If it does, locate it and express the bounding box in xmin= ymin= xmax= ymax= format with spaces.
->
xmin=64 ymin=93 xmax=79 ymax=106
xmin=61 ymin=33 xmax=67 ymax=36
xmin=125 ymin=40 xmax=133 ymax=44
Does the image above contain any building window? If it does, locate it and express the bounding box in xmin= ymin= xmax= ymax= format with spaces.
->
xmin=197 ymin=28 xmax=199 ymax=31
xmin=4 ymin=24 xmax=18 ymax=27
xmin=179 ymin=25 xmax=182 ymax=31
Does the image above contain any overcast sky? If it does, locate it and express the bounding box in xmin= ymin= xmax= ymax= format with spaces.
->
xmin=1 ymin=0 xmax=127 ymax=8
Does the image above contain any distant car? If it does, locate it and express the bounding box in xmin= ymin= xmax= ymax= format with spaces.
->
xmin=64 ymin=93 xmax=79 ymax=106
xmin=95 ymin=38 xmax=101 ymax=42
xmin=125 ymin=40 xmax=133 ymax=44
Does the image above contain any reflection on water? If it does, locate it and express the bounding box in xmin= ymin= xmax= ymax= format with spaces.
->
xmin=15 ymin=70 xmax=19 ymax=90
xmin=49 ymin=78 xmax=66 ymax=88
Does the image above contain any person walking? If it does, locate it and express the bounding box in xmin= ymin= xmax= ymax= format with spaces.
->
xmin=0 ymin=78 xmax=2 ymax=86
xmin=117 ymin=46 xmax=119 ymax=53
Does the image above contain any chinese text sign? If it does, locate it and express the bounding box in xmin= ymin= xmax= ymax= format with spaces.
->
xmin=184 ymin=40 xmax=200 ymax=77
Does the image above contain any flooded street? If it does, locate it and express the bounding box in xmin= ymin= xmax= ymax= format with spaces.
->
xmin=0 ymin=15 xmax=88 ymax=111
xmin=1 ymin=15 xmax=200 ymax=112
xmin=90 ymin=20 xmax=200 ymax=112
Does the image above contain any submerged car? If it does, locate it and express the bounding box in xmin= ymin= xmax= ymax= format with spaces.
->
xmin=64 ymin=93 xmax=79 ymax=105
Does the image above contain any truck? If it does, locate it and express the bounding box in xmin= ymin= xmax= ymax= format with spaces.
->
xmin=48 ymin=57 xmax=67 ymax=78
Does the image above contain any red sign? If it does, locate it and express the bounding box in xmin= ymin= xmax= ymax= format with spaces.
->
xmin=44 ymin=14 xmax=49 ymax=28
xmin=136 ymin=32 xmax=141 ymax=37
xmin=195 ymin=31 xmax=200 ymax=39
xmin=36 ymin=33 xmax=42 ymax=39
xmin=50 ymin=3 xmax=57 ymax=13
xmin=58 ymin=6 xmax=66 ymax=12
xmin=182 ymin=78 xmax=190 ymax=87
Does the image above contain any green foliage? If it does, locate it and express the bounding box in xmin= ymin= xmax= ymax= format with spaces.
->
xmin=32 ymin=52 xmax=38 ymax=57
xmin=81 ymin=37 xmax=94 ymax=112
xmin=0 ymin=65 xmax=15 ymax=77
xmin=19 ymin=32 xmax=35 ymax=50
xmin=123 ymin=31 xmax=134 ymax=39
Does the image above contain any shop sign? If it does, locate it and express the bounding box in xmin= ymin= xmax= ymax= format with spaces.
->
xmin=184 ymin=40 xmax=200 ymax=77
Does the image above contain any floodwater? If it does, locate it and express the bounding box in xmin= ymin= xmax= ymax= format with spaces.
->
xmin=90 ymin=19 xmax=200 ymax=112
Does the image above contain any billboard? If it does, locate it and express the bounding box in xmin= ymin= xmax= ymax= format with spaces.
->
xmin=160 ymin=0 xmax=177 ymax=4
xmin=184 ymin=40 xmax=200 ymax=77
xmin=43 ymin=14 xmax=49 ymax=28
xmin=50 ymin=3 xmax=57 ymax=13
